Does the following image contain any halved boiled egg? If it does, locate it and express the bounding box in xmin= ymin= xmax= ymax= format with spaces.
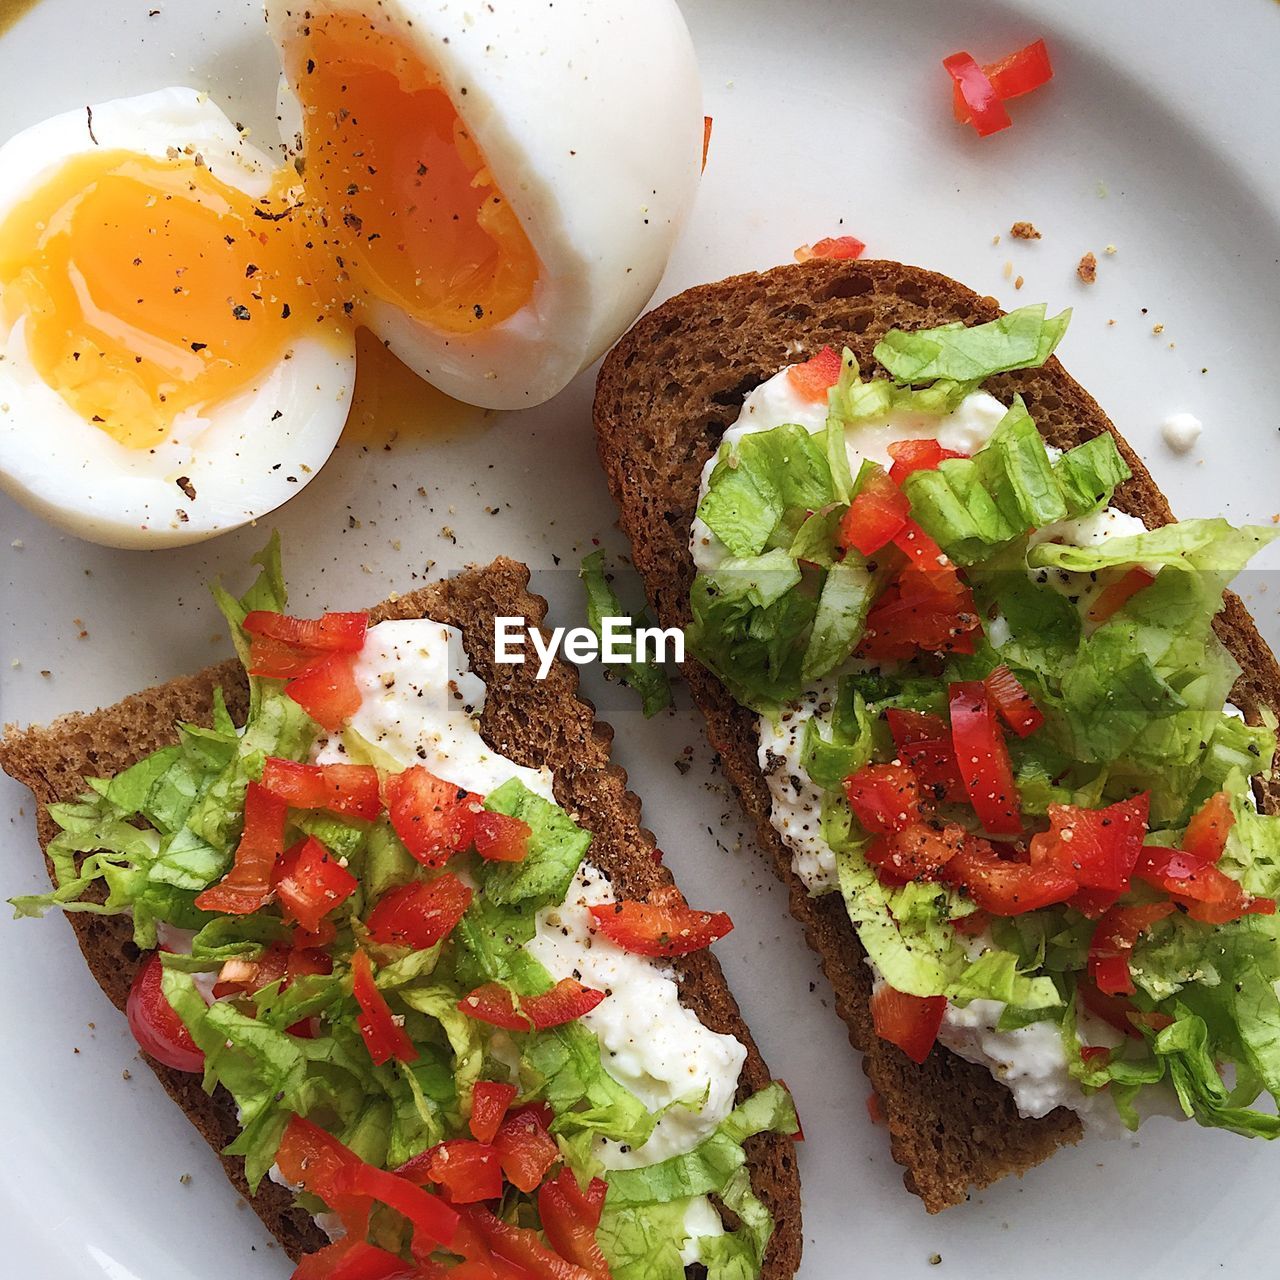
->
xmin=265 ymin=0 xmax=703 ymax=408
xmin=0 ymin=88 xmax=357 ymax=548
xmin=0 ymin=0 xmax=702 ymax=548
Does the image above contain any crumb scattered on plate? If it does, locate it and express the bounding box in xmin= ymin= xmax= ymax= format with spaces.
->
xmin=1010 ymin=221 xmax=1041 ymax=240
xmin=1077 ymin=252 xmax=1098 ymax=283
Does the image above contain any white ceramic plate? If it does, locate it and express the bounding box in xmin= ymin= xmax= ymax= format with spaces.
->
xmin=2 ymin=1 xmax=1279 ymax=1276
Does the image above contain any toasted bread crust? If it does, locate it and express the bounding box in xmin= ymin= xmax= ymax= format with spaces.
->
xmin=0 ymin=556 xmax=801 ymax=1275
xmin=592 ymin=258 xmax=1280 ymax=1211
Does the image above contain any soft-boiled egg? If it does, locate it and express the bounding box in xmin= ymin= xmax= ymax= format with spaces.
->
xmin=266 ymin=0 xmax=703 ymax=409
xmin=0 ymin=88 xmax=357 ymax=548
xmin=0 ymin=1 xmax=702 ymax=547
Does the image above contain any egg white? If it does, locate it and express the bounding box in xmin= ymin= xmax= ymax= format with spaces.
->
xmin=0 ymin=87 xmax=357 ymax=549
xmin=267 ymin=0 xmax=703 ymax=410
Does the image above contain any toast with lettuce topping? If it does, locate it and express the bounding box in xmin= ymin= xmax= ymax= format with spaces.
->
xmin=0 ymin=550 xmax=802 ymax=1277
xmin=593 ymin=258 xmax=1280 ymax=1211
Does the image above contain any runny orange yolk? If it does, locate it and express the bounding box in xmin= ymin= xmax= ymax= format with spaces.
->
xmin=0 ymin=151 xmax=338 ymax=449
xmin=285 ymin=12 xmax=538 ymax=336
xmin=0 ymin=14 xmax=538 ymax=450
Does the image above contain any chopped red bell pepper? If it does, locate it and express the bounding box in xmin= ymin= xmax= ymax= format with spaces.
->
xmin=194 ymin=780 xmax=286 ymax=915
xmin=521 ymin=978 xmax=606 ymax=1030
xmin=455 ymin=1205 xmax=595 ymax=1280
xmin=943 ymin=838 xmax=1077 ymax=915
xmin=1087 ymin=566 xmax=1156 ymax=624
xmin=366 ymin=875 xmax=473 ymax=951
xmin=1134 ymin=847 xmax=1275 ymax=924
xmin=274 ymin=836 xmax=359 ymax=935
xmin=212 ymin=953 xmax=269 ymax=1000
xmin=1088 ymin=901 xmax=1175 ymax=996
xmin=796 ymin=235 xmax=866 ymax=263
xmin=983 ymin=665 xmax=1045 ymax=738
xmin=942 ymin=51 xmax=1012 ymax=137
xmin=588 ymin=885 xmax=733 ymax=957
xmin=869 ymin=984 xmax=946 ymax=1064
xmin=838 ymin=463 xmax=910 ymax=555
xmin=351 ymin=949 xmax=418 ymax=1065
xmin=212 ymin=941 xmax=332 ymax=1000
xmin=886 ymin=438 xmax=968 ymax=485
xmin=292 ymin=1238 xmax=414 ymax=1280
xmin=334 ymin=1159 xmax=460 ymax=1249
xmin=951 ymin=38 xmax=1053 ymax=123
xmin=384 ymin=767 xmax=481 ymax=867
xmin=538 ymin=1169 xmax=612 ymax=1275
xmin=885 ymin=708 xmax=966 ymax=802
xmin=261 ymin=758 xmax=382 ymax=821
xmin=786 ymin=345 xmax=844 ymax=403
xmin=985 ymin=38 xmax=1054 ymax=100
xmin=492 ymin=1107 xmax=560 ymax=1193
xmin=294 ymin=916 xmax=339 ymax=949
xmin=866 ymin=820 xmax=966 ymax=885
xmin=1182 ymin=791 xmax=1235 ymax=864
xmin=471 ymin=810 xmax=532 ymax=863
xmin=469 ymin=1081 xmax=519 ymax=1145
xmin=885 ymin=708 xmax=949 ymax=746
xmin=457 ymin=983 xmax=533 ymax=1032
xmin=857 ymin=565 xmax=980 ymax=659
xmin=275 ymin=1115 xmax=372 ymax=1237
xmin=892 ymin=520 xmax=953 ymax=574
xmin=1068 ymin=885 xmax=1123 ymax=920
xmin=417 ymin=1139 xmax=504 ymax=1204
xmin=843 ymin=762 xmax=921 ymax=836
xmin=948 ymin=681 xmax=1022 ymax=835
xmin=286 ymin=652 xmax=362 ymax=733
xmin=865 ymin=1092 xmax=886 ymax=1126
xmin=1075 ymin=980 xmax=1146 ymax=1041
xmin=248 ymin=634 xmax=332 ymax=680
xmin=1029 ymin=794 xmax=1150 ymax=892
xmin=243 ymin=610 xmax=368 ymax=653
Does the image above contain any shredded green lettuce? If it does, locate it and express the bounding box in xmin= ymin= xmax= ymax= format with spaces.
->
xmin=602 ymin=1084 xmax=797 ymax=1208
xmin=579 ymin=550 xmax=673 ymax=718
xmin=696 ymin=424 xmax=836 ymax=559
xmin=1027 ymin=518 xmax=1278 ymax=577
xmin=903 ymin=406 xmax=1130 ymax=564
xmin=481 ymin=778 xmax=591 ymax=907
xmin=832 ymin=834 xmax=966 ymax=996
xmin=947 ymin=949 xmax=1062 ymax=1011
xmin=800 ymin=560 xmax=877 ymax=682
xmin=872 ymin=303 xmax=1070 ymax=385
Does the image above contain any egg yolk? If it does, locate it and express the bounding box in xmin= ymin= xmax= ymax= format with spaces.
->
xmin=0 ymin=150 xmax=340 ymax=449
xmin=284 ymin=11 xmax=539 ymax=335
xmin=0 ymin=16 xmax=540 ymax=449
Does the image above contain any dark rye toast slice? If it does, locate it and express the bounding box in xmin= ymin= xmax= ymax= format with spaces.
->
xmin=0 ymin=555 xmax=802 ymax=1276
xmin=592 ymin=258 xmax=1280 ymax=1211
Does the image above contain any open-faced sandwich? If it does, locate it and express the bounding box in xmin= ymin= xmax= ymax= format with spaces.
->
xmin=594 ymin=258 xmax=1280 ymax=1210
xmin=0 ymin=542 xmax=801 ymax=1277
